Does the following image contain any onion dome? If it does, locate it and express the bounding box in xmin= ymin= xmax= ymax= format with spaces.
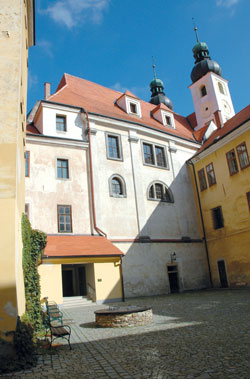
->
xmin=191 ymin=36 xmax=222 ymax=83
xmin=149 ymin=68 xmax=173 ymax=110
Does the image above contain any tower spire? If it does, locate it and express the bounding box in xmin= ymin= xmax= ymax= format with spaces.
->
xmin=192 ymin=18 xmax=200 ymax=43
xmin=152 ymin=56 xmax=157 ymax=79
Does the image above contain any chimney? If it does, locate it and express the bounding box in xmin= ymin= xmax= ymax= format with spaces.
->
xmin=44 ymin=82 xmax=51 ymax=100
xmin=214 ymin=110 xmax=223 ymax=129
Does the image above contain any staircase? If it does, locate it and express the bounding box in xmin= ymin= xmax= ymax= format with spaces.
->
xmin=61 ymin=296 xmax=94 ymax=309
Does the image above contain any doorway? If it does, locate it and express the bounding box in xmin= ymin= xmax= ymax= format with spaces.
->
xmin=167 ymin=265 xmax=179 ymax=293
xmin=62 ymin=264 xmax=87 ymax=297
xmin=217 ymin=260 xmax=228 ymax=288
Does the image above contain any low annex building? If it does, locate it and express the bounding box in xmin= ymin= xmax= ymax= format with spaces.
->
xmin=26 ymin=69 xmax=210 ymax=304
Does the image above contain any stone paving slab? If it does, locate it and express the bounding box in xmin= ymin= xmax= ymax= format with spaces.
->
xmin=1 ymin=289 xmax=250 ymax=378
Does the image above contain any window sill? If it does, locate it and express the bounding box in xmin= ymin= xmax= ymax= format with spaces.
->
xmin=143 ymin=162 xmax=169 ymax=170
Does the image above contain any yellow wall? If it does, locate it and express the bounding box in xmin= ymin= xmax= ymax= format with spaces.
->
xmin=0 ymin=0 xmax=34 ymax=338
xmin=39 ymin=258 xmax=123 ymax=304
xmin=94 ymin=261 xmax=123 ymax=303
xmin=39 ymin=264 xmax=63 ymax=304
xmin=192 ymin=127 xmax=250 ymax=287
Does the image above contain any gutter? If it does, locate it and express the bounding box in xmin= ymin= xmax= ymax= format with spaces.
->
xmin=80 ymin=109 xmax=107 ymax=238
xmin=188 ymin=160 xmax=213 ymax=287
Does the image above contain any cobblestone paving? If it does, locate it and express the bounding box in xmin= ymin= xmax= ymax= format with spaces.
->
xmin=1 ymin=289 xmax=250 ymax=378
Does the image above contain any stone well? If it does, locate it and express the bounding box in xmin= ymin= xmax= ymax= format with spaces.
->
xmin=95 ymin=306 xmax=152 ymax=328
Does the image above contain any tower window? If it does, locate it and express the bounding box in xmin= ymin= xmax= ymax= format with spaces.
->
xmin=218 ymin=82 xmax=225 ymax=95
xmin=246 ymin=192 xmax=250 ymax=212
xmin=200 ymin=85 xmax=207 ymax=97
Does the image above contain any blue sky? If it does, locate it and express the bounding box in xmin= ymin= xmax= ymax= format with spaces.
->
xmin=28 ymin=0 xmax=250 ymax=117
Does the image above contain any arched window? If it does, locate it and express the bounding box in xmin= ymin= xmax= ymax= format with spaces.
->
xmin=109 ymin=175 xmax=126 ymax=198
xmin=200 ymin=85 xmax=207 ymax=97
xmin=148 ymin=181 xmax=174 ymax=203
xmin=218 ymin=82 xmax=225 ymax=95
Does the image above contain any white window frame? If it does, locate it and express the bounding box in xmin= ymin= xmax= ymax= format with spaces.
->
xmin=161 ymin=111 xmax=175 ymax=129
xmin=141 ymin=140 xmax=169 ymax=170
xmin=126 ymin=97 xmax=142 ymax=118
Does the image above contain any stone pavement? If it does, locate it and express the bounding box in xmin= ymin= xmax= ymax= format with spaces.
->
xmin=1 ymin=289 xmax=250 ymax=378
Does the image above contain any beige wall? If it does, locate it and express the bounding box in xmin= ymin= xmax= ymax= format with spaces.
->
xmin=0 ymin=0 xmax=34 ymax=338
xmin=26 ymin=139 xmax=91 ymax=234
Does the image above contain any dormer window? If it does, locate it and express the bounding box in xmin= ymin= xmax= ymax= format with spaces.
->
xmin=127 ymin=99 xmax=141 ymax=117
xmin=116 ymin=91 xmax=141 ymax=117
xmin=200 ymin=85 xmax=207 ymax=97
xmin=162 ymin=111 xmax=175 ymax=128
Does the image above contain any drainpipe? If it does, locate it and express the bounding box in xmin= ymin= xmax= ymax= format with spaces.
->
xmin=189 ymin=160 xmax=213 ymax=287
xmin=120 ymin=257 xmax=125 ymax=302
xmin=80 ymin=109 xmax=107 ymax=238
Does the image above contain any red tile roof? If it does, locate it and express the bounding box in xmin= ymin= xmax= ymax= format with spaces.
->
xmin=197 ymin=104 xmax=250 ymax=153
xmin=47 ymin=73 xmax=197 ymax=142
xmin=43 ymin=235 xmax=124 ymax=258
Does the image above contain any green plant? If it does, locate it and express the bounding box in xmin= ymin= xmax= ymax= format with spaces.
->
xmin=21 ymin=214 xmax=47 ymax=337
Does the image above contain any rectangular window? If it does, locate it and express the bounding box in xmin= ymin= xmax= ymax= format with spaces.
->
xmin=106 ymin=134 xmax=122 ymax=160
xmin=247 ymin=192 xmax=250 ymax=212
xmin=212 ymin=206 xmax=224 ymax=229
xmin=155 ymin=146 xmax=166 ymax=167
xmin=165 ymin=115 xmax=171 ymax=126
xmin=198 ymin=168 xmax=207 ymax=191
xmin=25 ymin=151 xmax=30 ymax=177
xmin=57 ymin=205 xmax=72 ymax=233
xmin=226 ymin=149 xmax=238 ymax=175
xmin=206 ymin=163 xmax=216 ymax=186
xmin=142 ymin=142 xmax=168 ymax=168
xmin=56 ymin=115 xmax=66 ymax=132
xmin=57 ymin=159 xmax=69 ymax=179
xmin=130 ymin=103 xmax=137 ymax=114
xmin=143 ymin=143 xmax=154 ymax=165
xmin=236 ymin=142 xmax=249 ymax=170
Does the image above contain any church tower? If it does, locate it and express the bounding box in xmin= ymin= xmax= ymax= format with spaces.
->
xmin=189 ymin=27 xmax=235 ymax=131
xmin=149 ymin=61 xmax=173 ymax=110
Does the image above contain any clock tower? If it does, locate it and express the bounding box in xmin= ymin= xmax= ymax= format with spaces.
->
xmin=189 ymin=28 xmax=235 ymax=131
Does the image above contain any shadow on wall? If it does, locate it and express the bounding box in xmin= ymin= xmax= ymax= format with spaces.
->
xmin=117 ymin=163 xmax=210 ymax=298
xmin=0 ymin=287 xmax=17 ymax=339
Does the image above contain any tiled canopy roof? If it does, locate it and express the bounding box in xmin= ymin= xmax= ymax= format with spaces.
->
xmin=43 ymin=235 xmax=124 ymax=258
xmin=47 ymin=73 xmax=197 ymax=142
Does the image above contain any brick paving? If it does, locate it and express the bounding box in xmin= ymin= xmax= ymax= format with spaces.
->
xmin=1 ymin=289 xmax=250 ymax=378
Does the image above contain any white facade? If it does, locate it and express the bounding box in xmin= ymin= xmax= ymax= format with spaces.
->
xmin=26 ymin=97 xmax=210 ymax=298
xmin=189 ymin=72 xmax=235 ymax=130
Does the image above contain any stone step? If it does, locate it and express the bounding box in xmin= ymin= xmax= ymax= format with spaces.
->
xmin=61 ymin=296 xmax=94 ymax=309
